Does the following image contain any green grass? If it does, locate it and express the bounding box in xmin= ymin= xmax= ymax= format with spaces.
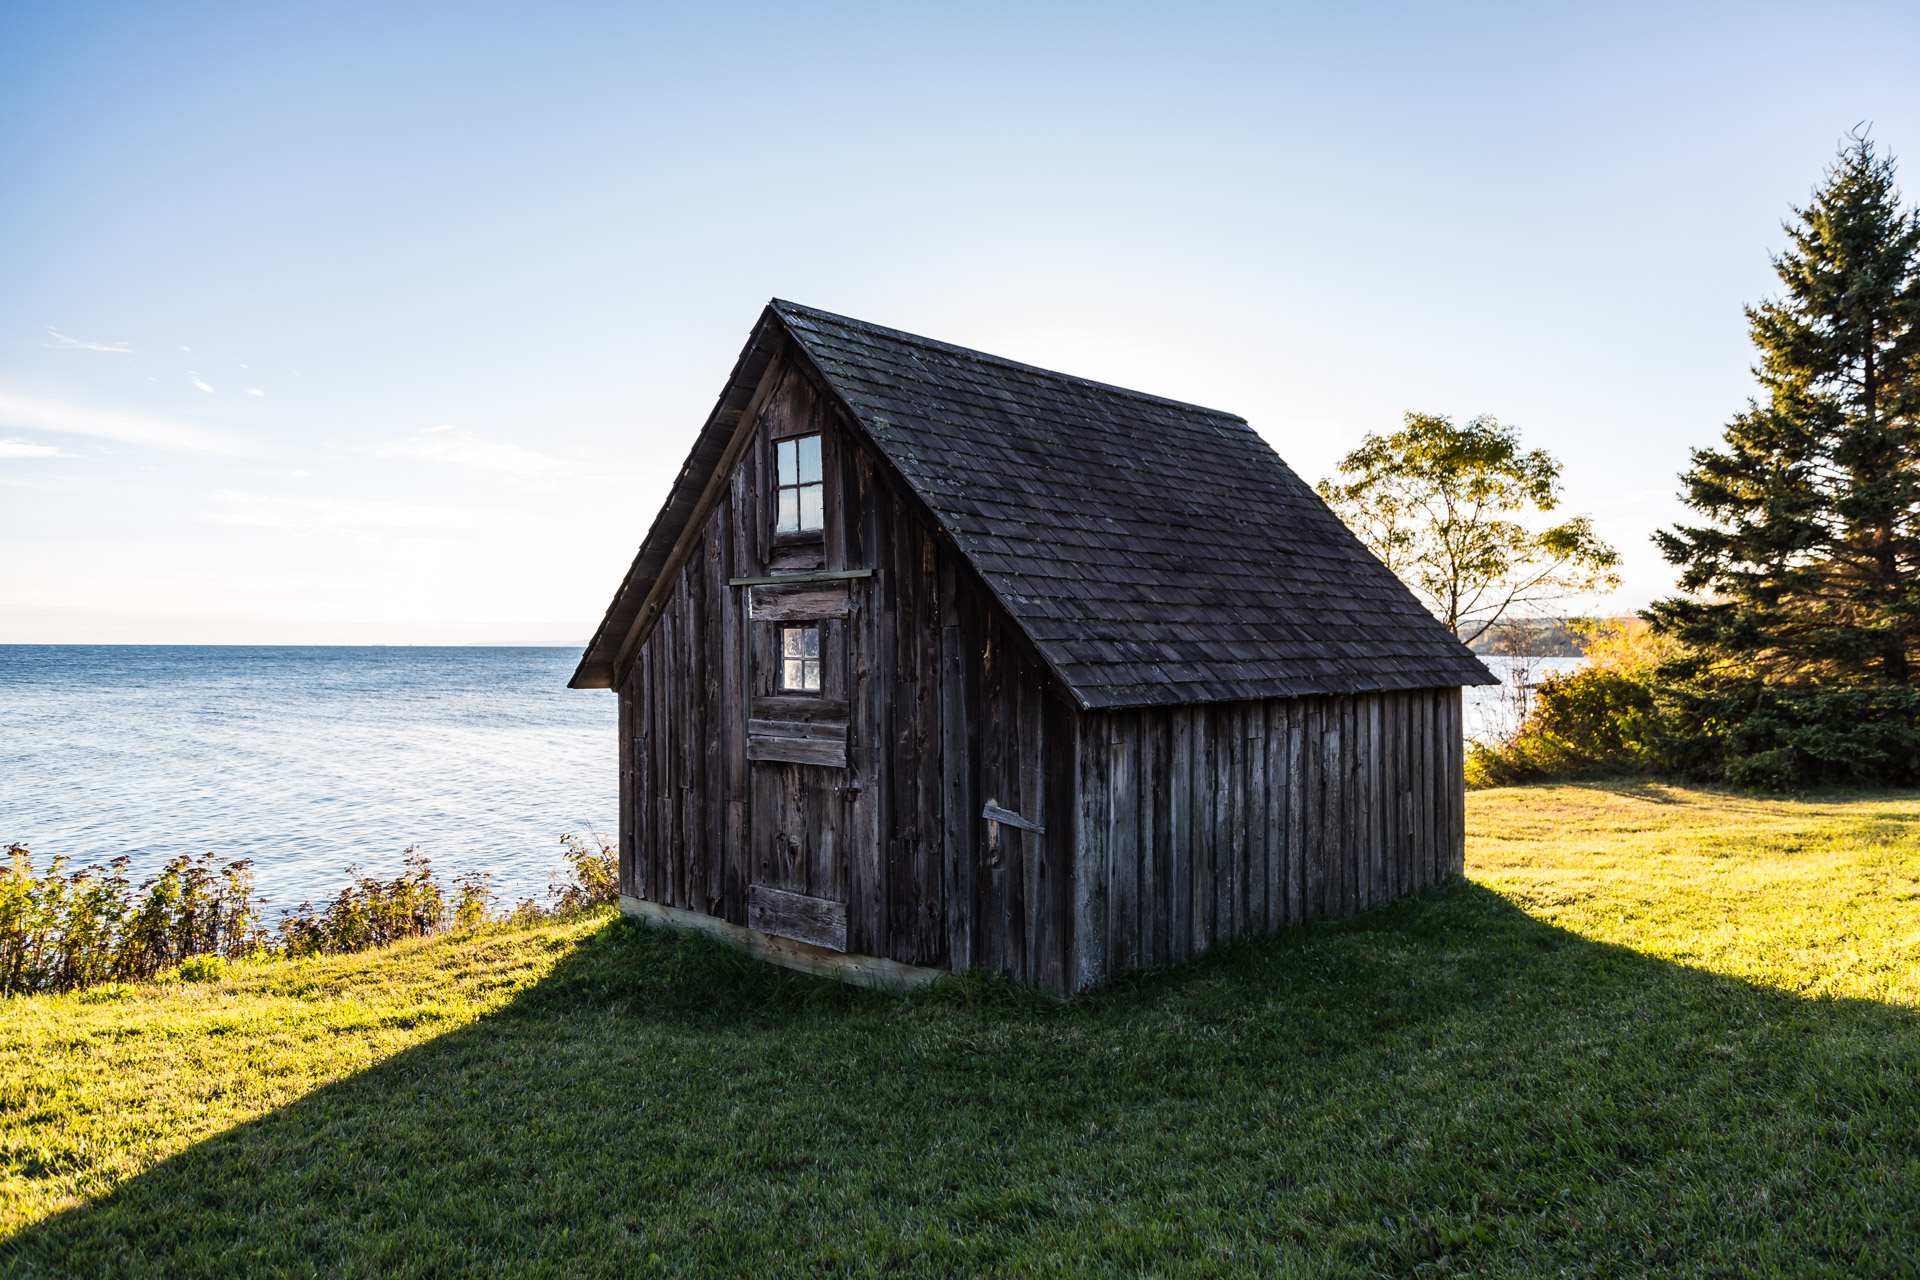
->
xmin=4 ymin=783 xmax=1919 ymax=1277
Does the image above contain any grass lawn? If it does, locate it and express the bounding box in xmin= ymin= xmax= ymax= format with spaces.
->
xmin=4 ymin=782 xmax=1918 ymax=1277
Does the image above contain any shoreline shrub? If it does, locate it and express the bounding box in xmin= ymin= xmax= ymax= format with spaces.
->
xmin=549 ymin=832 xmax=618 ymax=912
xmin=0 ymin=832 xmax=621 ymax=996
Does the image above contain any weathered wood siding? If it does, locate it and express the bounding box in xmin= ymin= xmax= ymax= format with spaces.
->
xmin=1066 ymin=687 xmax=1465 ymax=992
xmin=617 ymin=348 xmax=1074 ymax=986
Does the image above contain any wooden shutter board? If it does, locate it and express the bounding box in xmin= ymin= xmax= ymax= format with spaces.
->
xmin=746 ymin=736 xmax=848 ymax=769
xmin=747 ymin=884 xmax=849 ymax=952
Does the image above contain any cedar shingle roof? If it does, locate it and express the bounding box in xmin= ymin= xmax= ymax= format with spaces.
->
xmin=573 ymin=300 xmax=1494 ymax=704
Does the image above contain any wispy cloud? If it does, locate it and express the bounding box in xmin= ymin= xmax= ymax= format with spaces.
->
xmin=0 ymin=390 xmax=255 ymax=455
xmin=212 ymin=491 xmax=493 ymax=532
xmin=364 ymin=426 xmax=574 ymax=478
xmin=43 ymin=328 xmax=131 ymax=353
xmin=190 ymin=374 xmax=215 ymax=393
xmin=0 ymin=437 xmax=76 ymax=458
xmin=246 ymin=388 xmax=265 ymax=397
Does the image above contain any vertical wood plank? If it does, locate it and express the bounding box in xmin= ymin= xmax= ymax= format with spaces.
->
xmin=914 ymin=533 xmax=944 ymax=965
xmin=1108 ymin=714 xmax=1139 ymax=977
xmin=1040 ymin=695 xmax=1073 ymax=994
xmin=659 ymin=622 xmax=674 ymax=908
xmin=1017 ymin=662 xmax=1044 ymax=984
xmin=1396 ymin=690 xmax=1411 ymax=902
xmin=1259 ymin=706 xmax=1274 ymax=936
xmin=1440 ymin=688 xmax=1454 ymax=879
xmin=689 ymin=551 xmax=711 ymax=915
xmin=1421 ymin=690 xmax=1436 ymax=889
xmin=643 ymin=636 xmax=659 ymax=905
xmin=1307 ymin=697 xmax=1322 ymax=925
xmin=1438 ymin=688 xmax=1455 ymax=881
xmin=886 ymin=503 xmax=923 ymax=961
xmin=1443 ymin=690 xmax=1459 ymax=882
xmin=1208 ymin=708 xmax=1230 ymax=948
xmin=1235 ymin=705 xmax=1253 ymax=937
xmin=722 ymin=490 xmax=747 ymax=926
xmin=661 ymin=616 xmax=678 ymax=908
xmin=979 ymin=620 xmax=1008 ymax=975
xmin=654 ymin=612 xmax=672 ymax=908
xmin=1415 ymin=689 xmax=1433 ymax=889
xmin=1332 ymin=697 xmax=1351 ymax=919
xmin=1350 ymin=696 xmax=1364 ymax=915
xmin=1285 ymin=700 xmax=1304 ymax=926
xmin=618 ymin=673 xmax=634 ymax=900
xmin=1169 ymin=707 xmax=1194 ymax=963
xmin=640 ymin=656 xmax=655 ymax=903
xmin=1365 ymin=696 xmax=1381 ymax=910
xmin=1071 ymin=710 xmax=1108 ymax=992
xmin=1354 ymin=696 xmax=1368 ymax=914
xmin=682 ymin=588 xmax=700 ymax=912
xmin=1133 ymin=709 xmax=1159 ymax=967
xmin=1193 ymin=708 xmax=1215 ymax=948
xmin=1361 ymin=696 xmax=1376 ymax=912
xmin=940 ymin=620 xmax=972 ymax=973
xmin=665 ymin=592 xmax=683 ymax=911
xmin=1143 ymin=711 xmax=1170 ymax=966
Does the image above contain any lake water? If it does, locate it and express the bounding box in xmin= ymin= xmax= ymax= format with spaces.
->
xmin=0 ymin=647 xmax=617 ymax=911
xmin=0 ymin=645 xmax=1577 ymax=912
xmin=1465 ymin=655 xmax=1586 ymax=743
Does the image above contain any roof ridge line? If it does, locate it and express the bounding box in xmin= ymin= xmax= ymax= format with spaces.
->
xmin=770 ymin=298 xmax=1250 ymax=423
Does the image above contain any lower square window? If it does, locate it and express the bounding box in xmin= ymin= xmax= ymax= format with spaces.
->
xmin=780 ymin=625 xmax=821 ymax=692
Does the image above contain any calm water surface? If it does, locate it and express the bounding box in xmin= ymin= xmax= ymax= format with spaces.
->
xmin=0 ymin=647 xmax=616 ymax=909
xmin=1466 ymin=655 xmax=1585 ymax=742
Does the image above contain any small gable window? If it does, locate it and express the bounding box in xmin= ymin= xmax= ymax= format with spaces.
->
xmin=775 ymin=434 xmax=824 ymax=534
xmin=780 ymin=625 xmax=822 ymax=692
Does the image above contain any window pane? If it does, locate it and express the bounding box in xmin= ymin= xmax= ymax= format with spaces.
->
xmin=798 ymin=482 xmax=823 ymax=532
xmin=780 ymin=626 xmax=821 ymax=691
xmin=796 ymin=434 xmax=822 ymax=484
xmin=776 ymin=488 xmax=798 ymax=533
xmin=776 ymin=438 xmax=797 ymax=487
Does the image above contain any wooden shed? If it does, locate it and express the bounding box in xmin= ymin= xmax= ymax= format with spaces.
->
xmin=571 ymin=301 xmax=1495 ymax=993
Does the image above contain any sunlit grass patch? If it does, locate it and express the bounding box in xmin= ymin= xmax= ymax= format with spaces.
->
xmin=1469 ymin=783 xmax=1920 ymax=1005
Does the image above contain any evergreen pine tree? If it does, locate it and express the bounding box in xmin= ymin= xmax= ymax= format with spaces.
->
xmin=1651 ymin=131 xmax=1920 ymax=687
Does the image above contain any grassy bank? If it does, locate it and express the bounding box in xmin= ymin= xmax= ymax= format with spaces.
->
xmin=4 ymin=784 xmax=1918 ymax=1276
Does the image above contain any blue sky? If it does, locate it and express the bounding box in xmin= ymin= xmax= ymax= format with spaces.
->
xmin=3 ymin=2 xmax=1917 ymax=643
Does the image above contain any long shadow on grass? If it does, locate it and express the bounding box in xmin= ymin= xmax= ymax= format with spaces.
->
xmin=8 ymin=885 xmax=1920 ymax=1278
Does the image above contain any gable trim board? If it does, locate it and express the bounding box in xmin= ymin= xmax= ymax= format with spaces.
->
xmin=573 ymin=301 xmax=1493 ymax=707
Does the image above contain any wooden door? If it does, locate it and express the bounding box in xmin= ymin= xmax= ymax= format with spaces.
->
xmin=743 ymin=580 xmax=859 ymax=950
